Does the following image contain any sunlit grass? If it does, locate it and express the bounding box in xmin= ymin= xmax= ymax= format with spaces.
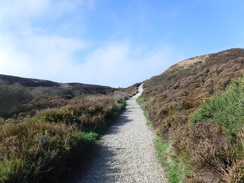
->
xmin=155 ymin=136 xmax=189 ymax=183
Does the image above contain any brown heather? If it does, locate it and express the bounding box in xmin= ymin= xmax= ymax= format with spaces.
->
xmin=142 ymin=48 xmax=244 ymax=182
xmin=0 ymin=78 xmax=138 ymax=182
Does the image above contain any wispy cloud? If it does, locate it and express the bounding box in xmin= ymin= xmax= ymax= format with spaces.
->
xmin=0 ymin=0 xmax=92 ymax=22
xmin=0 ymin=0 xmax=185 ymax=87
xmin=76 ymin=43 xmax=181 ymax=87
xmin=0 ymin=0 xmax=91 ymax=80
xmin=0 ymin=30 xmax=84 ymax=80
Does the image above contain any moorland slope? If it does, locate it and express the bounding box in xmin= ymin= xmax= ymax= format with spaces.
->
xmin=0 ymin=48 xmax=243 ymax=183
xmin=0 ymin=74 xmax=116 ymax=118
xmin=0 ymin=75 xmax=139 ymax=182
xmin=141 ymin=48 xmax=244 ymax=182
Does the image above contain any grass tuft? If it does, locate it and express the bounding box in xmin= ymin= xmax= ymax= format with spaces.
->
xmin=155 ymin=136 xmax=189 ymax=183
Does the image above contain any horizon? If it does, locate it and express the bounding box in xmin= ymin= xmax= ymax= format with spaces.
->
xmin=1 ymin=47 xmax=242 ymax=88
xmin=0 ymin=0 xmax=244 ymax=87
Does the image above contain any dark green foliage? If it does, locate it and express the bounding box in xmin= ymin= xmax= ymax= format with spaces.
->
xmin=190 ymin=80 xmax=244 ymax=142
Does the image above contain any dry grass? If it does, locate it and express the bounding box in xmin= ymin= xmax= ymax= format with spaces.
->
xmin=224 ymin=159 xmax=244 ymax=183
xmin=172 ymin=54 xmax=209 ymax=69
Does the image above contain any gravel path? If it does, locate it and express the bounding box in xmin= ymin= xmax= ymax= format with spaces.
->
xmin=78 ymin=84 xmax=167 ymax=183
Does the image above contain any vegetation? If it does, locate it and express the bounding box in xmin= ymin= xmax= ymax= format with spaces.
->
xmin=137 ymin=96 xmax=190 ymax=183
xmin=154 ymin=137 xmax=189 ymax=183
xmin=137 ymin=97 xmax=151 ymax=126
xmin=190 ymin=80 xmax=244 ymax=142
xmin=142 ymin=48 xmax=244 ymax=182
xmin=189 ymin=79 xmax=244 ymax=183
xmin=1 ymin=48 xmax=243 ymax=182
xmin=0 ymin=74 xmax=116 ymax=117
xmin=0 ymin=76 xmax=137 ymax=183
xmin=0 ymin=85 xmax=33 ymax=118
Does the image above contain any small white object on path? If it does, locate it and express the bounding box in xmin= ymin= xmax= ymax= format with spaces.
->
xmin=78 ymin=84 xmax=167 ymax=183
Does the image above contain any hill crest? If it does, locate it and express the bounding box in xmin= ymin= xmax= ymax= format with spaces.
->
xmin=0 ymin=74 xmax=113 ymax=90
xmin=167 ymin=48 xmax=243 ymax=72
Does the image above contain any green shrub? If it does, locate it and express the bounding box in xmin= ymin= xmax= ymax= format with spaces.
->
xmin=189 ymin=79 xmax=244 ymax=180
xmin=82 ymin=132 xmax=99 ymax=142
xmin=190 ymin=79 xmax=244 ymax=142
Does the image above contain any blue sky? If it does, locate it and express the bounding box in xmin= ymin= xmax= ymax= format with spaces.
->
xmin=0 ymin=0 xmax=243 ymax=87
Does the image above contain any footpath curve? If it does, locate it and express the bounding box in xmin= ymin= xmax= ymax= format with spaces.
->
xmin=78 ymin=84 xmax=167 ymax=183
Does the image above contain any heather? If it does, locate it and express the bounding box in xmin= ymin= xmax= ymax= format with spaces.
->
xmin=141 ymin=48 xmax=244 ymax=182
xmin=0 ymin=81 xmax=136 ymax=182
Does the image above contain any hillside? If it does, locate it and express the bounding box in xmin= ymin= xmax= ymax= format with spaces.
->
xmin=141 ymin=48 xmax=244 ymax=182
xmin=0 ymin=48 xmax=243 ymax=182
xmin=0 ymin=74 xmax=115 ymax=96
xmin=0 ymin=74 xmax=139 ymax=182
xmin=0 ymin=74 xmax=116 ymax=118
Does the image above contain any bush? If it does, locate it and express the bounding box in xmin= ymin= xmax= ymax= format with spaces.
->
xmin=190 ymin=79 xmax=244 ymax=143
xmin=188 ymin=79 xmax=244 ymax=180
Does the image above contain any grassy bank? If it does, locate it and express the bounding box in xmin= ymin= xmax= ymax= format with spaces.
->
xmin=0 ymin=94 xmax=126 ymax=183
xmin=137 ymin=97 xmax=190 ymax=183
xmin=154 ymin=137 xmax=189 ymax=183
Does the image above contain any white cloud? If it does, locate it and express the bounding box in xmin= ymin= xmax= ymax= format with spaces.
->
xmin=0 ymin=0 xmax=92 ymax=36
xmin=0 ymin=0 xmax=49 ymax=31
xmin=0 ymin=30 xmax=85 ymax=80
xmin=73 ymin=43 xmax=181 ymax=87
xmin=0 ymin=27 xmax=182 ymax=87
xmin=0 ymin=0 xmax=91 ymax=80
xmin=0 ymin=0 xmax=184 ymax=88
